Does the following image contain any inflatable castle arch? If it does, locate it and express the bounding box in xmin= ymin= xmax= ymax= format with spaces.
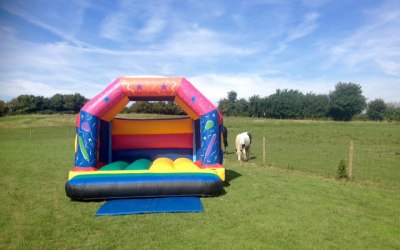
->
xmin=66 ymin=77 xmax=225 ymax=200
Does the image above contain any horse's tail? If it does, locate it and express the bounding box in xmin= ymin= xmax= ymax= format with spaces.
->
xmin=247 ymin=132 xmax=252 ymax=144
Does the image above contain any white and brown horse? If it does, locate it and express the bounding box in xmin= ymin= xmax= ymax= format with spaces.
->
xmin=235 ymin=132 xmax=252 ymax=161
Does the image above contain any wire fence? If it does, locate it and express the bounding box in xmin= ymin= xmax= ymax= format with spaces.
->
xmin=1 ymin=126 xmax=398 ymax=190
xmin=265 ymin=141 xmax=348 ymax=177
xmin=0 ymin=127 xmax=76 ymax=142
xmin=261 ymin=138 xmax=399 ymax=190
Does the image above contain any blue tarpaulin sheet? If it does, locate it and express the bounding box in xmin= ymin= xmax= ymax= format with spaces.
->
xmin=96 ymin=197 xmax=204 ymax=216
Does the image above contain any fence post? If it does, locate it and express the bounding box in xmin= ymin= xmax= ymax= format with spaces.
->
xmin=30 ymin=130 xmax=32 ymax=140
xmin=349 ymin=140 xmax=354 ymax=178
xmin=263 ymin=137 xmax=266 ymax=165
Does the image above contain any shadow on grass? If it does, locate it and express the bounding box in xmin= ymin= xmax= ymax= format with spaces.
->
xmin=223 ymin=169 xmax=242 ymax=187
xmin=70 ymin=198 xmax=104 ymax=203
xmin=223 ymin=150 xmax=234 ymax=155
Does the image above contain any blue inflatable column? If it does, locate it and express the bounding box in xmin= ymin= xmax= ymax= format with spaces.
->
xmin=200 ymin=110 xmax=221 ymax=165
xmin=75 ymin=111 xmax=99 ymax=169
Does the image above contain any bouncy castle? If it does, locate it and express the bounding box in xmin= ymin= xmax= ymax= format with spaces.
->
xmin=65 ymin=77 xmax=225 ymax=200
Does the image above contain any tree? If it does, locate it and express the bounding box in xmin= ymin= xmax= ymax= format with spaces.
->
xmin=0 ymin=100 xmax=7 ymax=116
xmin=72 ymin=93 xmax=88 ymax=113
xmin=226 ymin=91 xmax=240 ymax=116
xmin=227 ymin=91 xmax=237 ymax=103
xmin=165 ymin=101 xmax=185 ymax=115
xmin=328 ymin=82 xmax=366 ymax=121
xmin=130 ymin=101 xmax=154 ymax=113
xmin=49 ymin=93 xmax=87 ymax=113
xmin=268 ymin=89 xmax=304 ymax=119
xmin=217 ymin=98 xmax=230 ymax=116
xmin=303 ymin=93 xmax=329 ymax=119
xmin=263 ymin=96 xmax=274 ymax=118
xmin=49 ymin=94 xmax=64 ymax=112
xmin=8 ymin=95 xmax=42 ymax=114
xmin=248 ymin=95 xmax=264 ymax=117
xmin=385 ymin=103 xmax=400 ymax=122
xmin=367 ymin=99 xmax=386 ymax=121
xmin=218 ymin=91 xmax=242 ymax=116
xmin=127 ymin=101 xmax=184 ymax=115
xmin=235 ymin=98 xmax=249 ymax=116
xmin=63 ymin=94 xmax=76 ymax=112
xmin=35 ymin=96 xmax=48 ymax=111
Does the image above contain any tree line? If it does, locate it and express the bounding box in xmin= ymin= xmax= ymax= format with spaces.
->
xmin=0 ymin=93 xmax=185 ymax=117
xmin=0 ymin=82 xmax=399 ymax=121
xmin=0 ymin=93 xmax=88 ymax=116
xmin=218 ymin=82 xmax=400 ymax=121
xmin=123 ymin=101 xmax=186 ymax=115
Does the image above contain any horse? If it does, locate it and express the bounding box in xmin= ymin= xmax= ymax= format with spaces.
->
xmin=222 ymin=126 xmax=228 ymax=153
xmin=235 ymin=132 xmax=252 ymax=161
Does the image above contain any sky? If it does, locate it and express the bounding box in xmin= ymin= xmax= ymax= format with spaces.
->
xmin=0 ymin=0 xmax=399 ymax=105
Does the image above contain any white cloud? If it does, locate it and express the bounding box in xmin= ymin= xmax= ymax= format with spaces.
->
xmin=190 ymin=74 xmax=268 ymax=105
xmin=376 ymin=60 xmax=400 ymax=76
xmin=1 ymin=0 xmax=398 ymax=105
xmin=355 ymin=77 xmax=400 ymax=102
xmin=323 ymin=1 xmax=400 ymax=76
xmin=190 ymin=73 xmax=338 ymax=105
xmin=286 ymin=12 xmax=320 ymax=42
xmin=0 ymin=79 xmax=68 ymax=98
xmin=162 ymin=28 xmax=256 ymax=58
xmin=300 ymin=0 xmax=332 ymax=8
xmin=191 ymin=72 xmax=400 ymax=105
xmin=99 ymin=0 xmax=169 ymax=42
xmin=138 ymin=18 xmax=166 ymax=39
xmin=0 ymin=1 xmax=90 ymax=47
xmin=100 ymin=9 xmax=131 ymax=42
xmin=0 ymin=29 xmax=111 ymax=99
xmin=271 ymin=12 xmax=320 ymax=55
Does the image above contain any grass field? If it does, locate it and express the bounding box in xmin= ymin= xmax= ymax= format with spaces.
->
xmin=0 ymin=115 xmax=399 ymax=249
xmin=225 ymin=117 xmax=400 ymax=190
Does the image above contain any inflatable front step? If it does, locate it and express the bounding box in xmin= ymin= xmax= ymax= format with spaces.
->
xmin=65 ymin=158 xmax=224 ymax=201
xmin=66 ymin=172 xmax=223 ymax=200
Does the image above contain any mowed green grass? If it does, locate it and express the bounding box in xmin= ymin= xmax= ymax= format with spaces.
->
xmin=0 ymin=115 xmax=399 ymax=249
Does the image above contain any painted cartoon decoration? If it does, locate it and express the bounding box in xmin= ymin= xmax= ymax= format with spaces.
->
xmin=200 ymin=110 xmax=219 ymax=164
xmin=67 ymin=77 xmax=225 ymax=200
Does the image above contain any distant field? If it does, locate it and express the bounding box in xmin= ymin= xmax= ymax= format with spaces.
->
xmin=225 ymin=117 xmax=400 ymax=191
xmin=0 ymin=115 xmax=399 ymax=249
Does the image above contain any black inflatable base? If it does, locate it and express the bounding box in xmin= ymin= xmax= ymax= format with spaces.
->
xmin=66 ymin=173 xmax=223 ymax=201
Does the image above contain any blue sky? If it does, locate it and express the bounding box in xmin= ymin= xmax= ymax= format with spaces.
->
xmin=0 ymin=0 xmax=399 ymax=104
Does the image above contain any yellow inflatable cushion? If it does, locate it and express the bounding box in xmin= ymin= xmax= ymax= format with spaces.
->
xmin=174 ymin=158 xmax=200 ymax=172
xmin=149 ymin=157 xmax=174 ymax=172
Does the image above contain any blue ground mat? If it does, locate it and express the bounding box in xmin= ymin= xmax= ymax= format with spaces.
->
xmin=96 ymin=197 xmax=204 ymax=216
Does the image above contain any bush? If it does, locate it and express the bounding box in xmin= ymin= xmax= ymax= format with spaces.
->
xmin=352 ymin=113 xmax=368 ymax=121
xmin=385 ymin=104 xmax=400 ymax=122
xmin=336 ymin=158 xmax=348 ymax=179
xmin=328 ymin=82 xmax=366 ymax=121
xmin=37 ymin=109 xmax=55 ymax=115
xmin=367 ymin=99 xmax=386 ymax=121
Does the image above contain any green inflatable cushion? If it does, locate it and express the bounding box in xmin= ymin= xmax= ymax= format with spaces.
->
xmin=100 ymin=161 xmax=129 ymax=171
xmin=125 ymin=159 xmax=152 ymax=170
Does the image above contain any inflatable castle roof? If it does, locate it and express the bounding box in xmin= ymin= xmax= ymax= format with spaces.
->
xmin=80 ymin=76 xmax=221 ymax=122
